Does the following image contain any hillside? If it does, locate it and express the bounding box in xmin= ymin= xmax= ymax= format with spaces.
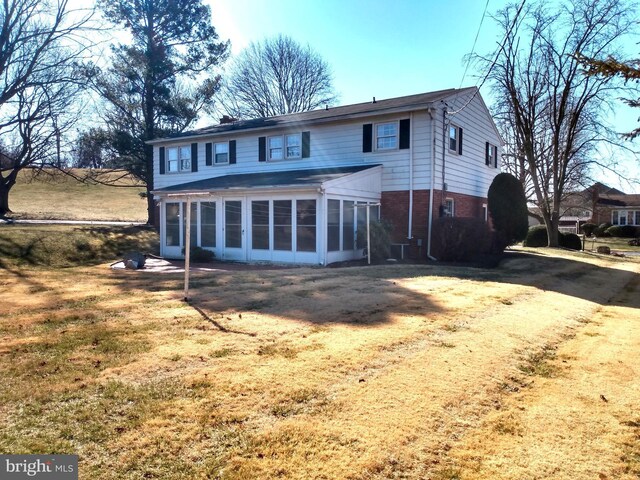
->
xmin=7 ymin=168 xmax=148 ymax=222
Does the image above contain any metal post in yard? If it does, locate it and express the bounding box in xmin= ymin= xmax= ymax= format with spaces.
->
xmin=367 ymin=204 xmax=371 ymax=265
xmin=184 ymin=196 xmax=191 ymax=301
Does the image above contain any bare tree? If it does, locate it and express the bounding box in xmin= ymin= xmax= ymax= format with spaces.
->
xmin=482 ymin=0 xmax=635 ymax=246
xmin=220 ymin=35 xmax=337 ymax=119
xmin=0 ymin=0 xmax=94 ymax=216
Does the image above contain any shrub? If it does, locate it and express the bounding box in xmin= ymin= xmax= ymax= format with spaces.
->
xmin=487 ymin=173 xmax=529 ymax=251
xmin=581 ymin=223 xmax=597 ymax=237
xmin=606 ymin=225 xmax=639 ymax=238
xmin=594 ymin=222 xmax=611 ymax=237
xmin=188 ymin=246 xmax=215 ymax=262
xmin=560 ymin=232 xmax=582 ymax=251
xmin=523 ymin=225 xmax=548 ymax=247
xmin=431 ymin=217 xmax=492 ymax=262
xmin=357 ymin=219 xmax=392 ymax=262
xmin=523 ymin=226 xmax=582 ymax=250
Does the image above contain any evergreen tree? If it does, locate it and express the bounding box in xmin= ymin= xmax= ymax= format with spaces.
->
xmin=86 ymin=0 xmax=229 ymax=224
xmin=488 ymin=173 xmax=529 ymax=251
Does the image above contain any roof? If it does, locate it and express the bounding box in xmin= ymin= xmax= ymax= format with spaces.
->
xmin=152 ymin=165 xmax=380 ymax=194
xmin=149 ymin=87 xmax=477 ymax=144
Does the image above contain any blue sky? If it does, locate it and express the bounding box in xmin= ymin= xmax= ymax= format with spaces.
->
xmin=209 ymin=0 xmax=639 ymax=192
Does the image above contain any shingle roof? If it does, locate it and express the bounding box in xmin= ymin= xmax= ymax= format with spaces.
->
xmin=149 ymin=87 xmax=477 ymax=143
xmin=152 ymin=165 xmax=380 ymax=194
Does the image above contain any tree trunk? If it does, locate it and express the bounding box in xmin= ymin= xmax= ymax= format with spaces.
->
xmin=0 ymin=181 xmax=11 ymax=216
xmin=547 ymin=211 xmax=560 ymax=247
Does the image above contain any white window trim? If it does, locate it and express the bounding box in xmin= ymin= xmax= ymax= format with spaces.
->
xmin=374 ymin=121 xmax=399 ymax=151
xmin=445 ymin=198 xmax=455 ymax=217
xmin=214 ymin=141 xmax=229 ymax=165
xmin=449 ymin=124 xmax=460 ymax=154
xmin=166 ymin=145 xmax=191 ymax=173
xmin=267 ymin=133 xmax=302 ymax=161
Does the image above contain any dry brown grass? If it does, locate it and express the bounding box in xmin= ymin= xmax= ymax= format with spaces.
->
xmin=8 ymin=168 xmax=147 ymax=221
xmin=0 ymin=247 xmax=638 ymax=479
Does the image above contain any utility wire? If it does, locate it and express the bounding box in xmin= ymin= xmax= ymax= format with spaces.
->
xmin=447 ymin=0 xmax=527 ymax=116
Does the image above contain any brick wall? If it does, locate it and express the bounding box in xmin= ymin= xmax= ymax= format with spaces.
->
xmin=381 ymin=189 xmax=488 ymax=259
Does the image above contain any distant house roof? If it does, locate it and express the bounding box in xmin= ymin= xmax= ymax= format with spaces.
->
xmin=152 ymin=165 xmax=380 ymax=195
xmin=148 ymin=87 xmax=478 ymax=144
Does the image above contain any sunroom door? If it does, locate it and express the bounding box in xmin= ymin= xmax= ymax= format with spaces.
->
xmin=223 ymin=199 xmax=246 ymax=261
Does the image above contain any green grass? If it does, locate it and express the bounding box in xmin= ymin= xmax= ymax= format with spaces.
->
xmin=0 ymin=224 xmax=159 ymax=267
xmin=8 ymin=168 xmax=147 ymax=222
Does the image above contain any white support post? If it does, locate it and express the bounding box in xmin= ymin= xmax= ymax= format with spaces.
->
xmin=184 ymin=196 xmax=192 ymax=301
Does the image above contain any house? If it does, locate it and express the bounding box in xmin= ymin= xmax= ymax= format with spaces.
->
xmin=149 ymin=87 xmax=502 ymax=265
xmin=547 ymin=183 xmax=640 ymax=232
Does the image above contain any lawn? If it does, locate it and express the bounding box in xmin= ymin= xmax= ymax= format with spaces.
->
xmin=7 ymin=168 xmax=147 ymax=222
xmin=1 ymin=228 xmax=639 ymax=479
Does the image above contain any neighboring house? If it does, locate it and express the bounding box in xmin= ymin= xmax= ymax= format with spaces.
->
xmin=149 ymin=87 xmax=502 ymax=265
xmin=536 ymin=182 xmax=640 ymax=233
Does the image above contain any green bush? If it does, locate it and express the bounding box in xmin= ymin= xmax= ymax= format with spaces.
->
xmin=431 ymin=217 xmax=493 ymax=262
xmin=605 ymin=225 xmax=639 ymax=238
xmin=357 ymin=219 xmax=392 ymax=262
xmin=487 ymin=173 xmax=529 ymax=251
xmin=560 ymin=233 xmax=582 ymax=251
xmin=594 ymin=222 xmax=611 ymax=237
xmin=523 ymin=226 xmax=582 ymax=250
xmin=581 ymin=223 xmax=597 ymax=236
xmin=523 ymin=225 xmax=548 ymax=247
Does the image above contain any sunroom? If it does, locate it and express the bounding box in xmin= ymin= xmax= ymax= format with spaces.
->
xmin=152 ymin=165 xmax=382 ymax=265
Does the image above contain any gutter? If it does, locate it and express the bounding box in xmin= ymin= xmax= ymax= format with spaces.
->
xmin=408 ymin=112 xmax=414 ymax=240
xmin=426 ymin=108 xmax=437 ymax=261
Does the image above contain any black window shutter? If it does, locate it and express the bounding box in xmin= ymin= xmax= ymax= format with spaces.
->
xmin=494 ymin=145 xmax=498 ymax=168
xmin=458 ymin=128 xmax=463 ymax=155
xmin=205 ymin=142 xmax=212 ymax=166
xmin=302 ymin=131 xmax=310 ymax=158
xmin=159 ymin=147 xmax=165 ymax=174
xmin=229 ymin=140 xmax=236 ymax=164
xmin=362 ymin=124 xmax=373 ymax=153
xmin=191 ymin=143 xmax=198 ymax=172
xmin=258 ymin=136 xmax=266 ymax=162
xmin=399 ymin=119 xmax=410 ymax=149
xmin=485 ymin=142 xmax=490 ymax=166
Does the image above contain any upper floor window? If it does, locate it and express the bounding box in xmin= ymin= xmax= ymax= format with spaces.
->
xmin=268 ymin=134 xmax=302 ymax=160
xmin=214 ymin=142 xmax=228 ymax=164
xmin=486 ymin=142 xmax=498 ymax=168
xmin=449 ymin=124 xmax=463 ymax=154
xmin=375 ymin=122 xmax=397 ymax=150
xmin=167 ymin=146 xmax=191 ymax=172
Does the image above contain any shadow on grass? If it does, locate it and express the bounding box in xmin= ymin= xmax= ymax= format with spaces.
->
xmin=103 ymin=249 xmax=639 ymax=327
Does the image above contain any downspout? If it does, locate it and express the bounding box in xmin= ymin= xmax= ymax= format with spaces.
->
xmin=426 ymin=108 xmax=437 ymax=260
xmin=408 ymin=112 xmax=414 ymax=240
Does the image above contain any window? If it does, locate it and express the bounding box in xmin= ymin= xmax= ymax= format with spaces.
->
xmin=342 ymin=201 xmax=355 ymax=250
xmin=296 ymin=200 xmax=316 ymax=252
xmin=636 ymin=211 xmax=640 ymax=225
xmin=201 ymin=202 xmax=216 ymax=248
xmin=486 ymin=143 xmax=498 ymax=167
xmin=274 ymin=200 xmax=292 ymax=250
xmin=252 ymin=201 xmax=270 ymax=250
xmin=482 ymin=203 xmax=488 ymax=221
xmin=214 ymin=142 xmax=228 ymax=164
xmin=327 ymin=199 xmax=341 ymax=252
xmin=267 ymin=134 xmax=302 ymax=160
xmin=449 ymin=125 xmax=462 ymax=154
xmin=182 ymin=202 xmax=197 ymax=248
xmin=225 ymin=201 xmax=242 ymax=248
xmin=444 ymin=198 xmax=454 ymax=217
xmin=613 ymin=211 xmax=619 ymax=225
xmin=375 ymin=122 xmax=397 ymax=150
xmin=356 ymin=203 xmax=379 ymax=249
xmin=286 ymin=134 xmax=301 ymax=158
xmin=268 ymin=136 xmax=283 ymax=160
xmin=166 ymin=203 xmax=180 ymax=246
xmin=166 ymin=146 xmax=191 ymax=172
